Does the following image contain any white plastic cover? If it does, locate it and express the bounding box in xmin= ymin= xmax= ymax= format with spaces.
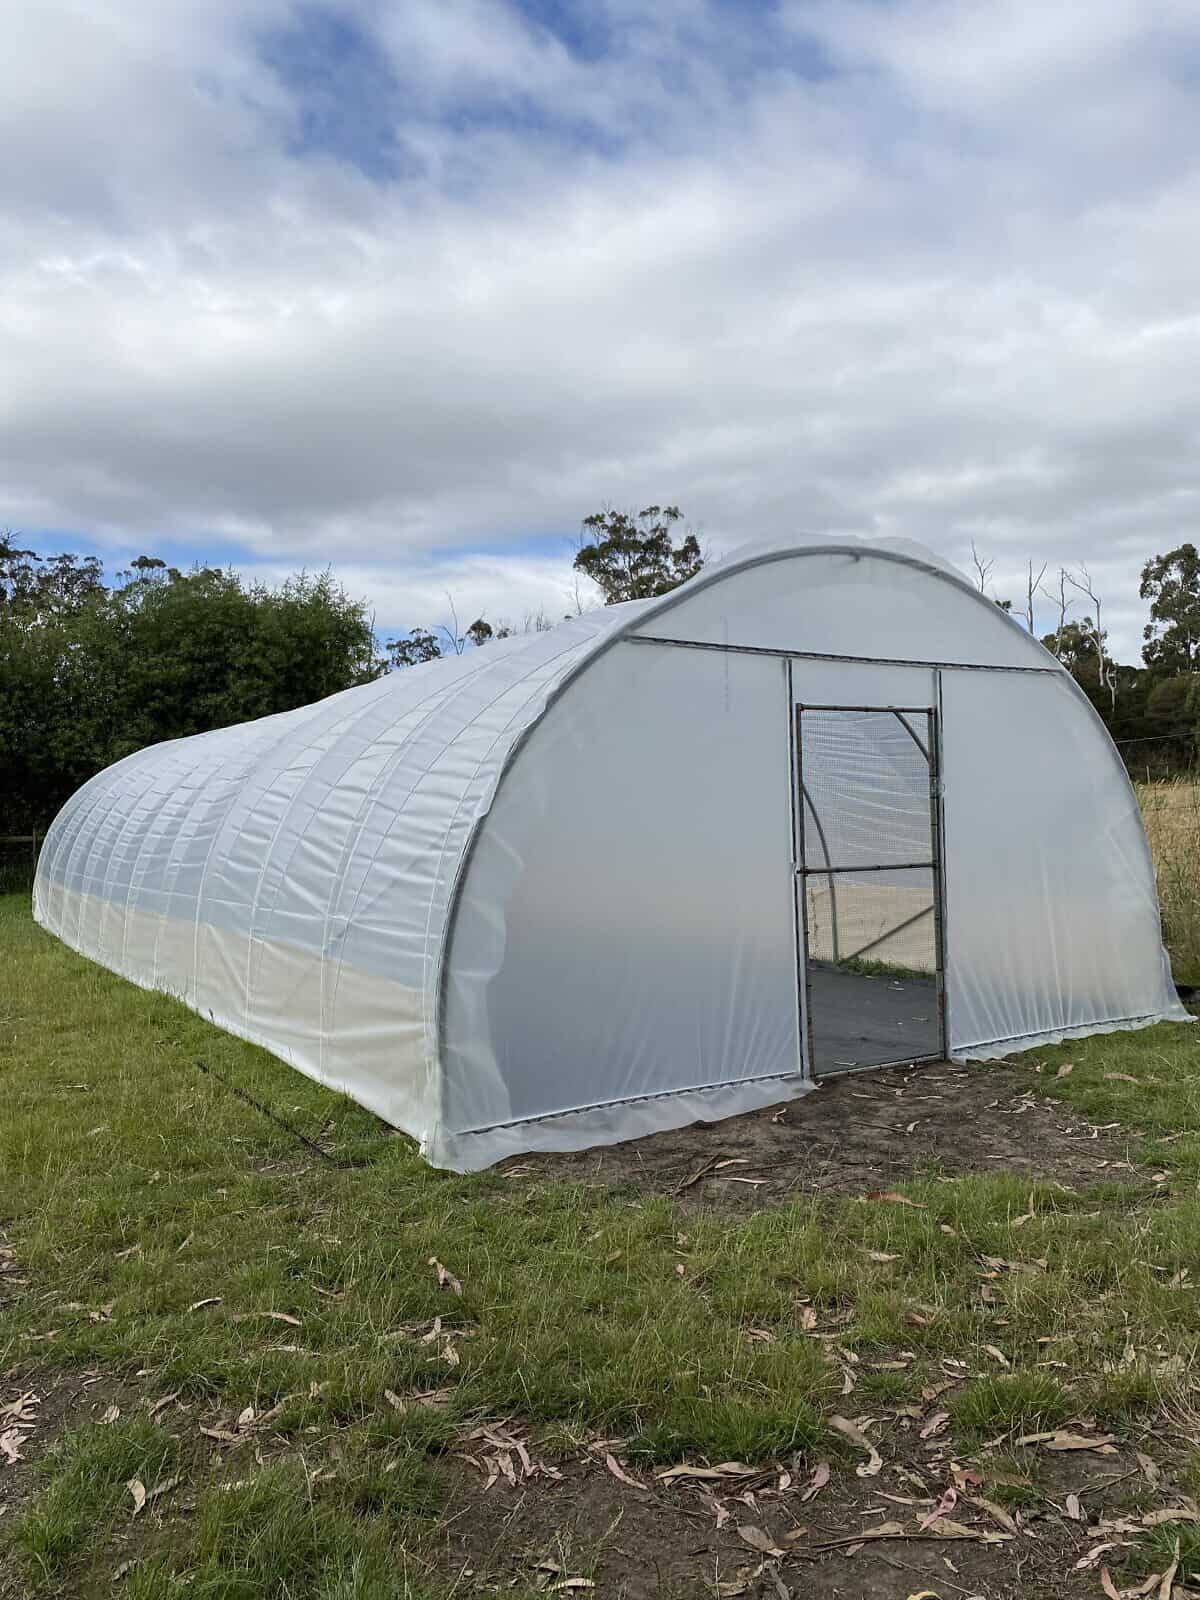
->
xmin=33 ymin=535 xmax=1188 ymax=1169
xmin=938 ymin=669 xmax=1184 ymax=1056
xmin=439 ymin=639 xmax=801 ymax=1168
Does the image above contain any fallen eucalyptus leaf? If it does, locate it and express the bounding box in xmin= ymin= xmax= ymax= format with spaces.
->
xmin=603 ymin=1452 xmax=644 ymax=1491
xmin=737 ymin=1524 xmax=784 ymax=1558
xmin=829 ymin=1415 xmax=883 ymax=1477
xmin=1075 ymin=1544 xmax=1119 ymax=1570
xmin=1016 ymin=1430 xmax=1117 ymax=1452
xmin=917 ymin=1487 xmax=957 ymax=1532
xmin=427 ymin=1257 xmax=462 ymax=1296
xmin=656 ymin=1461 xmax=755 ymax=1483
xmin=919 ymin=1411 xmax=950 ymax=1440
xmin=1158 ymin=1537 xmax=1180 ymax=1600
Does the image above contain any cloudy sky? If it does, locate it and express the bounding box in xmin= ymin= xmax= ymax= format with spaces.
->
xmin=4 ymin=0 xmax=1199 ymax=659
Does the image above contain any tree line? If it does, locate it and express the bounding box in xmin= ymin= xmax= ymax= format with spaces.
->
xmin=970 ymin=542 xmax=1200 ymax=774
xmin=385 ymin=504 xmax=702 ymax=663
xmin=0 ymin=542 xmax=383 ymax=833
xmin=3 ymin=513 xmax=1197 ymax=836
xmin=0 ymin=507 xmax=699 ymax=833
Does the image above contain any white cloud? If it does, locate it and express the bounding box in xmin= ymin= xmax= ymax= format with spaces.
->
xmin=243 ymin=549 xmax=600 ymax=640
xmin=3 ymin=0 xmax=1200 ymax=658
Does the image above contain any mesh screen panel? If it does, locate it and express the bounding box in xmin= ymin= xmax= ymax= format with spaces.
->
xmin=804 ymin=867 xmax=936 ymax=973
xmin=798 ymin=708 xmax=942 ymax=1070
xmin=800 ymin=710 xmax=932 ymax=869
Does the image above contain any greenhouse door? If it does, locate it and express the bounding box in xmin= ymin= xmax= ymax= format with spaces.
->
xmin=793 ymin=703 xmax=946 ymax=1076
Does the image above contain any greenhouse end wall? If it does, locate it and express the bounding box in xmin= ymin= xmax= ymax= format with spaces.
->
xmin=436 ymin=638 xmax=807 ymax=1167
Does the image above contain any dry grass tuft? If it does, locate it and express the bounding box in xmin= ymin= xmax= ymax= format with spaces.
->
xmin=1138 ymin=779 xmax=1200 ymax=984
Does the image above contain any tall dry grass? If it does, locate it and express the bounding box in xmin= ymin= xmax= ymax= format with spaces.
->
xmin=1138 ymin=778 xmax=1200 ymax=983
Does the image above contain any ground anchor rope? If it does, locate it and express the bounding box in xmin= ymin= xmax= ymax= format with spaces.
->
xmin=192 ymin=1057 xmax=358 ymax=1168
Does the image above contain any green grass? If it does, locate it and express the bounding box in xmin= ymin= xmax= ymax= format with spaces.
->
xmin=1142 ymin=1523 xmax=1200 ymax=1586
xmin=10 ymin=1417 xmax=180 ymax=1581
xmin=123 ymin=1461 xmax=438 ymax=1600
xmin=949 ymin=1371 xmax=1072 ymax=1439
xmin=834 ymin=955 xmax=935 ymax=982
xmin=2 ymin=894 xmax=1200 ymax=1594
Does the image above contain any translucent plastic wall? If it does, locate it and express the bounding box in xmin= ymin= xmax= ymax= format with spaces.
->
xmin=439 ymin=639 xmax=804 ymax=1167
xmin=633 ymin=547 xmax=1042 ymax=667
xmin=939 ymin=671 xmax=1182 ymax=1056
xmin=634 ymin=557 xmax=1187 ymax=1068
xmin=32 ymin=610 xmax=627 ymax=1156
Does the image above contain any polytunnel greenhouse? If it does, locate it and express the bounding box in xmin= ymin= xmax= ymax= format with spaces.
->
xmin=34 ymin=535 xmax=1188 ymax=1169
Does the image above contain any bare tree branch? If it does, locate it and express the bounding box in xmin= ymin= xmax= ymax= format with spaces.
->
xmin=437 ymin=591 xmax=465 ymax=656
xmin=1038 ymin=567 xmax=1074 ymax=657
xmin=970 ymin=541 xmax=994 ymax=594
xmin=1065 ymin=563 xmax=1117 ymax=711
xmin=1023 ymin=560 xmax=1048 ymax=634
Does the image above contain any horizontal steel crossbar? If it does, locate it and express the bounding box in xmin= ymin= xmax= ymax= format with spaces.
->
xmin=798 ymin=861 xmax=935 ymax=875
xmin=630 ymin=634 xmax=1058 ymax=673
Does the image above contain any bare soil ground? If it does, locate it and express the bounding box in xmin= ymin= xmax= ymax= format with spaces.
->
xmin=434 ymin=1426 xmax=1192 ymax=1599
xmin=5 ymin=1353 xmax=1193 ymax=1600
xmin=500 ymin=1059 xmax=1152 ymax=1208
xmin=0 ymin=1367 xmax=137 ymax=1600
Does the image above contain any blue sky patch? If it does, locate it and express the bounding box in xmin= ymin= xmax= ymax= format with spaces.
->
xmin=259 ymin=6 xmax=413 ymax=181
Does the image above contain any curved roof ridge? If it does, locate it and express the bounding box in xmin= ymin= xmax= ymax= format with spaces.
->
xmin=579 ymin=530 xmax=1055 ymax=675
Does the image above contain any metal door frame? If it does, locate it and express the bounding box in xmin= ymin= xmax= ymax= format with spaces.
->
xmin=790 ymin=692 xmax=948 ymax=1079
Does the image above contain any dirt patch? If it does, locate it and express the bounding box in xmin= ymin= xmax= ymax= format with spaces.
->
xmin=0 ymin=1361 xmax=148 ymax=1522
xmin=0 ymin=1357 xmax=304 ymax=1598
xmin=0 ymin=1362 xmax=146 ymax=1600
xmin=433 ymin=1427 xmax=1191 ymax=1599
xmin=500 ymin=1061 xmax=1150 ymax=1208
xmin=0 ymin=1228 xmax=145 ymax=1564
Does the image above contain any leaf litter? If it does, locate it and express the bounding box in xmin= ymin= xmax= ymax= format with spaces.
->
xmin=829 ymin=1415 xmax=883 ymax=1476
xmin=459 ymin=1422 xmax=563 ymax=1490
xmin=428 ymin=1256 xmax=463 ymax=1296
